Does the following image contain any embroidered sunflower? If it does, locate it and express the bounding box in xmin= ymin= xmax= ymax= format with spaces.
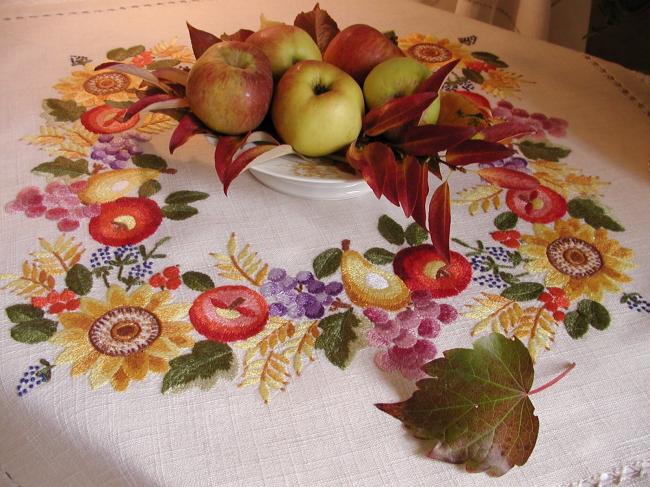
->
xmin=50 ymin=284 xmax=194 ymax=391
xmin=54 ymin=64 xmax=140 ymax=108
xmin=398 ymin=33 xmax=472 ymax=69
xmin=520 ymin=219 xmax=633 ymax=301
xmin=481 ymin=70 xmax=528 ymax=98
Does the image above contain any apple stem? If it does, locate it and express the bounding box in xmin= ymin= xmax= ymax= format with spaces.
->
xmin=342 ymin=239 xmax=350 ymax=251
xmin=528 ymin=362 xmax=576 ymax=395
xmin=228 ymin=297 xmax=245 ymax=309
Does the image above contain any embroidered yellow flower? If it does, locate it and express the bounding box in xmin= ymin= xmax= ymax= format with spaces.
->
xmin=520 ymin=219 xmax=633 ymax=301
xmin=50 ymin=284 xmax=194 ymax=391
xmin=481 ymin=70 xmax=528 ymax=98
xmin=398 ymin=33 xmax=472 ymax=69
xmin=54 ymin=64 xmax=140 ymax=108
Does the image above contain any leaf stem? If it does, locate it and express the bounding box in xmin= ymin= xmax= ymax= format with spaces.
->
xmin=528 ymin=362 xmax=576 ymax=395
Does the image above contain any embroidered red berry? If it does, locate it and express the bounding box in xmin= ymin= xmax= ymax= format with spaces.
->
xmin=66 ymin=299 xmax=80 ymax=311
xmin=538 ymin=287 xmax=570 ymax=318
xmin=48 ymin=302 xmax=66 ymax=314
xmin=31 ymin=296 xmax=49 ymax=308
xmin=46 ymin=290 xmax=60 ymax=305
xmin=163 ymin=265 xmax=180 ymax=279
xmin=81 ymin=105 xmax=140 ymax=134
xmin=149 ymin=273 xmax=166 ymax=288
xmin=553 ymin=310 xmax=565 ymax=321
xmin=190 ymin=285 xmax=269 ymax=342
xmin=506 ymin=185 xmax=567 ymax=223
xmin=165 ymin=277 xmax=182 ymax=290
xmin=60 ymin=289 xmax=76 ymax=302
xmin=490 ymin=230 xmax=521 ymax=249
xmin=89 ymin=197 xmax=162 ymax=247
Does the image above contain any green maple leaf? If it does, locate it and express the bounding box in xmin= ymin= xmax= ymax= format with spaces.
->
xmin=376 ymin=333 xmax=570 ymax=477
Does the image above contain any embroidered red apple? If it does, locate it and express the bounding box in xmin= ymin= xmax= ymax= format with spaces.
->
xmin=393 ymin=245 xmax=472 ymax=298
xmin=81 ymin=105 xmax=140 ymax=134
xmin=506 ymin=185 xmax=567 ymax=223
xmin=190 ymin=285 xmax=269 ymax=342
xmin=88 ymin=196 xmax=162 ymax=246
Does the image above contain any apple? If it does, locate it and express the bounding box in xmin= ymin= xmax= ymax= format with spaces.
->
xmin=186 ymin=41 xmax=273 ymax=135
xmin=323 ymin=24 xmax=404 ymax=84
xmin=272 ymin=60 xmax=364 ymax=157
xmin=246 ymin=25 xmax=322 ymax=80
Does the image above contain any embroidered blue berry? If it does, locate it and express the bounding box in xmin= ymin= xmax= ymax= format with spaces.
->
xmin=16 ymin=359 xmax=53 ymax=397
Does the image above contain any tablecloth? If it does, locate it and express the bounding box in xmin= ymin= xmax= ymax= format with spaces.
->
xmin=1 ymin=1 xmax=649 ymax=486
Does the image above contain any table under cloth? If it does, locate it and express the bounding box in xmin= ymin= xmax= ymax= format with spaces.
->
xmin=1 ymin=1 xmax=649 ymax=486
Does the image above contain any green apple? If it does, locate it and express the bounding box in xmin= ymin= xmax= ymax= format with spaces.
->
xmin=246 ymin=25 xmax=322 ymax=80
xmin=272 ymin=60 xmax=364 ymax=157
xmin=363 ymin=57 xmax=440 ymax=125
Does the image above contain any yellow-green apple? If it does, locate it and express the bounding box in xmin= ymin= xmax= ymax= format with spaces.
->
xmin=363 ymin=57 xmax=440 ymax=124
xmin=272 ymin=60 xmax=364 ymax=157
xmin=246 ymin=25 xmax=322 ymax=80
xmin=323 ymin=24 xmax=404 ymax=84
xmin=186 ymin=41 xmax=273 ymax=135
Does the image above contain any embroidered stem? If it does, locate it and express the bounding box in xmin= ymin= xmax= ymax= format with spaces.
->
xmin=529 ymin=362 xmax=575 ymax=395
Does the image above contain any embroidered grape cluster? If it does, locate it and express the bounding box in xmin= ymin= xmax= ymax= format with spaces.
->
xmin=90 ymin=244 xmax=139 ymax=268
xmin=16 ymin=360 xmax=53 ymax=397
xmin=91 ymin=132 xmax=149 ymax=169
xmin=493 ymin=100 xmax=568 ymax=138
xmin=260 ymin=269 xmax=343 ymax=320
xmin=365 ymin=291 xmax=458 ymax=380
xmin=472 ymin=273 xmax=507 ymax=289
xmin=486 ymin=246 xmax=514 ymax=263
xmin=127 ymin=262 xmax=154 ymax=280
xmin=621 ymin=293 xmax=650 ymax=313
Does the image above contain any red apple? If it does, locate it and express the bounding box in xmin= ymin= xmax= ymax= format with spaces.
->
xmin=246 ymin=25 xmax=322 ymax=80
xmin=186 ymin=41 xmax=273 ymax=135
xmin=323 ymin=24 xmax=404 ymax=84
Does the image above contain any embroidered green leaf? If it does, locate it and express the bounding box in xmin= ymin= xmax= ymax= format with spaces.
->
xmin=162 ymin=204 xmax=198 ymax=220
xmin=315 ymin=309 xmax=362 ymax=369
xmin=162 ymin=340 xmax=235 ymax=393
xmin=6 ymin=304 xmax=44 ymax=324
xmin=312 ymin=248 xmax=342 ymax=278
xmin=364 ymin=247 xmax=395 ymax=265
xmin=182 ymin=271 xmax=215 ymax=291
xmin=32 ymin=157 xmax=89 ymax=178
xmin=516 ymin=140 xmax=571 ymax=162
xmin=501 ymin=282 xmax=544 ymax=301
xmin=471 ymin=51 xmax=508 ymax=68
xmin=494 ymin=211 xmax=518 ymax=230
xmin=378 ymin=215 xmax=404 ymax=245
xmin=132 ymin=153 xmax=168 ymax=170
xmin=10 ymin=319 xmax=57 ymax=344
xmin=65 ymin=264 xmax=92 ymax=296
xmin=567 ymin=198 xmax=624 ymax=231
xmin=165 ymin=190 xmax=209 ymax=205
xmin=577 ymin=299 xmax=610 ymax=330
xmin=376 ymin=333 xmax=539 ymax=477
xmin=106 ymin=45 xmax=145 ymax=61
xmin=43 ymin=98 xmax=86 ymax=122
xmin=462 ymin=68 xmax=484 ymax=84
xmin=138 ymin=179 xmax=161 ymax=197
xmin=564 ymin=311 xmax=589 ymax=338
xmin=405 ymin=222 xmax=428 ymax=246
xmin=147 ymin=59 xmax=181 ymax=70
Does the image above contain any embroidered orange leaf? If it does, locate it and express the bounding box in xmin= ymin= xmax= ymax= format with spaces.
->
xmin=453 ymin=184 xmax=502 ymax=215
xmin=477 ymin=167 xmax=540 ymax=190
xmin=428 ymin=181 xmax=451 ymax=264
xmin=465 ymin=293 xmax=524 ymax=335
xmin=30 ymin=235 xmax=85 ymax=275
xmin=289 ymin=321 xmax=321 ymax=376
xmin=151 ymin=38 xmax=195 ymax=63
xmin=1 ymin=261 xmax=56 ymax=298
xmin=136 ymin=112 xmax=178 ymax=135
xmin=210 ymin=233 xmax=269 ymax=286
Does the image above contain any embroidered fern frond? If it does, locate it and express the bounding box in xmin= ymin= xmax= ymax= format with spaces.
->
xmin=453 ymin=184 xmax=502 ymax=215
xmin=30 ymin=235 xmax=85 ymax=275
xmin=466 ymin=293 xmax=523 ymax=335
xmin=283 ymin=321 xmax=321 ymax=376
xmin=514 ymin=305 xmax=559 ymax=361
xmin=136 ymin=112 xmax=177 ymax=134
xmin=1 ymin=261 xmax=56 ymax=297
xmin=258 ymin=351 xmax=291 ymax=402
xmin=210 ymin=233 xmax=269 ymax=286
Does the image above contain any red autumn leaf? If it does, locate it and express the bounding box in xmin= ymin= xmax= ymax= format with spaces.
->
xmin=398 ymin=124 xmax=475 ymax=157
xmin=479 ymin=122 xmax=535 ymax=142
xmin=124 ymin=93 xmax=186 ymax=121
xmin=294 ymin=3 xmax=340 ymax=52
xmin=428 ymin=181 xmax=451 ymax=264
xmin=415 ymin=59 xmax=460 ymax=94
xmin=411 ymin=161 xmax=429 ymax=229
xmin=396 ymin=155 xmax=421 ymax=219
xmin=220 ymin=29 xmax=254 ymax=42
xmin=363 ymin=92 xmax=438 ymax=137
xmin=346 ymin=142 xmax=396 ymax=201
xmin=223 ymin=144 xmax=278 ymax=194
xmin=445 ymin=139 xmax=515 ymax=166
xmin=453 ymin=90 xmax=492 ymax=116
xmin=169 ymin=113 xmax=209 ymax=154
xmin=214 ymin=134 xmax=249 ymax=183
xmin=186 ymin=22 xmax=220 ymax=58
xmin=478 ymin=167 xmax=540 ymax=190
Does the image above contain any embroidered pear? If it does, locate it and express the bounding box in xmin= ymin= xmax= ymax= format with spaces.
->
xmin=79 ymin=168 xmax=160 ymax=204
xmin=340 ymin=239 xmax=410 ymax=310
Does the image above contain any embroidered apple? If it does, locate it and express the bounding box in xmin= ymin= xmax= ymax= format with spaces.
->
xmin=393 ymin=245 xmax=472 ymax=298
xmin=190 ymin=285 xmax=269 ymax=342
xmin=81 ymin=105 xmax=140 ymax=134
xmin=88 ymin=196 xmax=162 ymax=246
xmin=506 ymin=185 xmax=567 ymax=223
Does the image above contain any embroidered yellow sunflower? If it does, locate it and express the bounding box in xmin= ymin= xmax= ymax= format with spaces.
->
xmin=520 ymin=219 xmax=633 ymax=301
xmin=54 ymin=64 xmax=140 ymax=108
xmin=398 ymin=33 xmax=472 ymax=69
xmin=50 ymin=284 xmax=194 ymax=391
xmin=481 ymin=70 xmax=529 ymax=98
